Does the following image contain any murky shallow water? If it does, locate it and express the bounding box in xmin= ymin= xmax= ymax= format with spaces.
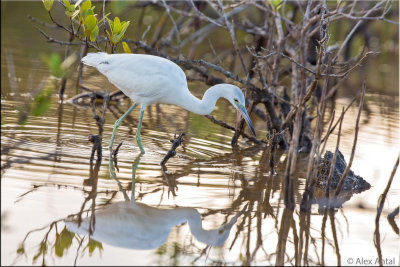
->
xmin=1 ymin=2 xmax=399 ymax=266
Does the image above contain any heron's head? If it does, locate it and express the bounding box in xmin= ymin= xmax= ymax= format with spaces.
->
xmin=223 ymin=85 xmax=256 ymax=136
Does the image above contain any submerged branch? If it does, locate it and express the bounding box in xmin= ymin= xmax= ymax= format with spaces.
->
xmin=160 ymin=132 xmax=185 ymax=166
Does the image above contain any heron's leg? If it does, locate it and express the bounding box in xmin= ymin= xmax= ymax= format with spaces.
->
xmin=109 ymin=103 xmax=139 ymax=152
xmin=135 ymin=106 xmax=146 ymax=154
xmin=130 ymin=153 xmax=142 ymax=201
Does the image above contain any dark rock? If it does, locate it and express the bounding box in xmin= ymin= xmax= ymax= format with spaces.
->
xmin=316 ymin=150 xmax=371 ymax=193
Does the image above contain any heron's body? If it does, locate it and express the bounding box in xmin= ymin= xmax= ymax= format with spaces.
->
xmin=82 ymin=52 xmax=255 ymax=153
xmin=84 ymin=53 xmax=189 ymax=108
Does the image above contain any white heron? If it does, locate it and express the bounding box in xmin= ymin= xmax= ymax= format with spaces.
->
xmin=65 ymin=201 xmax=246 ymax=249
xmin=82 ymin=52 xmax=256 ymax=154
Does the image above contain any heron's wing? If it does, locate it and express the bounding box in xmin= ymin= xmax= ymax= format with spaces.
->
xmin=95 ymin=54 xmax=188 ymax=104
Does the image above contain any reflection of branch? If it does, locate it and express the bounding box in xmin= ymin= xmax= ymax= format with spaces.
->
xmin=387 ymin=207 xmax=399 ymax=235
xmin=161 ymin=165 xmax=178 ymax=197
xmin=111 ymin=142 xmax=123 ymax=172
xmin=321 ymin=209 xmax=328 ymax=265
xmin=374 ymin=155 xmax=399 ymax=265
xmin=329 ymin=210 xmax=341 ymax=265
xmin=275 ymin=208 xmax=294 ymax=265
xmin=14 ymin=185 xmax=44 ymax=203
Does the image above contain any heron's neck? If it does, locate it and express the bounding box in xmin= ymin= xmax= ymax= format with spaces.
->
xmin=179 ymin=208 xmax=218 ymax=243
xmin=179 ymin=206 xmax=245 ymax=246
xmin=177 ymin=85 xmax=224 ymax=115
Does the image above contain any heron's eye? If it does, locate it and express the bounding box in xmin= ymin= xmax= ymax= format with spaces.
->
xmin=234 ymin=99 xmax=239 ymax=103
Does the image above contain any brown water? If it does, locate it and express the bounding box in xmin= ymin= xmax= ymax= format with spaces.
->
xmin=1 ymin=2 xmax=399 ymax=266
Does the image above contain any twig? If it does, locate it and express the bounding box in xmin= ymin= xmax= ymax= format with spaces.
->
xmin=333 ymin=82 xmax=365 ymax=198
xmin=161 ymin=0 xmax=181 ymax=47
xmin=217 ymin=0 xmax=248 ymax=77
xmin=281 ymin=53 xmax=316 ymax=75
xmin=338 ymin=9 xmax=399 ymax=24
xmin=326 ymin=108 xmax=345 ymax=201
xmin=333 ymin=1 xmax=386 ymax=63
xmin=320 ymin=94 xmax=358 ymax=143
xmin=205 ymin=115 xmax=263 ymax=145
xmin=179 ymin=4 xmax=249 ymax=48
xmin=189 ymin=0 xmax=224 ymax=28
xmin=301 ymin=56 xmax=331 ymax=211
xmin=160 ymin=132 xmax=185 ymax=165
xmin=33 ymin=26 xmax=80 ymax=46
xmin=28 ymin=15 xmax=59 ymax=29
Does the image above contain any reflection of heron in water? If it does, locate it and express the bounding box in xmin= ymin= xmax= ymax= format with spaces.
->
xmin=65 ymin=154 xmax=246 ymax=250
xmin=66 ymin=200 xmax=245 ymax=250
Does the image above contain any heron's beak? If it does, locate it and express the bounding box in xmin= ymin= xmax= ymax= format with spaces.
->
xmin=236 ymin=103 xmax=256 ymax=136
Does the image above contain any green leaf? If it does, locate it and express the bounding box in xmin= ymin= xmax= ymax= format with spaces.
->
xmin=87 ymin=8 xmax=94 ymax=16
xmin=31 ymin=87 xmax=54 ymax=117
xmin=88 ymin=238 xmax=103 ymax=255
xmin=33 ymin=241 xmax=48 ymax=264
xmin=54 ymin=234 xmax=63 ymax=257
xmin=84 ymin=14 xmax=97 ymax=31
xmin=81 ymin=4 xmax=94 ymax=20
xmin=65 ymin=9 xmax=77 ymax=17
xmin=60 ymin=228 xmax=75 ymax=249
xmin=272 ymin=0 xmax=282 ymax=7
xmin=90 ymin=24 xmax=99 ymax=42
xmin=17 ymin=245 xmax=25 ymax=255
xmin=80 ymin=0 xmax=91 ymax=16
xmin=122 ymin=42 xmax=132 ymax=53
xmin=105 ymin=30 xmax=113 ymax=44
xmin=119 ymin=21 xmax=130 ymax=37
xmin=63 ymin=0 xmax=75 ymax=12
xmin=54 ymin=227 xmax=75 ymax=257
xmin=106 ymin=18 xmax=115 ymax=44
xmin=106 ymin=17 xmax=113 ymax=31
xmin=267 ymin=0 xmax=282 ymax=9
xmin=113 ymin=17 xmax=122 ymax=34
xmin=112 ymin=21 xmax=130 ymax=44
xmin=112 ymin=33 xmax=120 ymax=44
xmin=42 ymin=0 xmax=54 ymax=12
